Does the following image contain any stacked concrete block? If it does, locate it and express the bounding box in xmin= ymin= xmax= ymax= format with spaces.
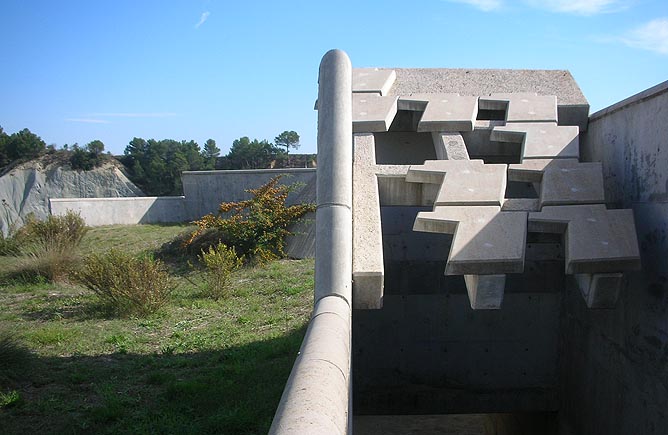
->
xmin=529 ymin=204 xmax=641 ymax=308
xmin=406 ymin=160 xmax=507 ymax=207
xmin=347 ymin=66 xmax=640 ymax=310
xmin=491 ymin=122 xmax=580 ymax=160
xmin=398 ymin=94 xmax=478 ymax=132
xmin=479 ymin=93 xmax=558 ymax=123
xmin=353 ymin=94 xmax=398 ymax=133
xmin=414 ymin=206 xmax=527 ymax=309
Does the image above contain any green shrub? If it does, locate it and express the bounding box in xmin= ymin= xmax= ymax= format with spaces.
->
xmin=199 ymin=243 xmax=243 ymax=299
xmin=19 ymin=210 xmax=88 ymax=281
xmin=0 ymin=232 xmax=20 ymax=256
xmin=186 ymin=176 xmax=315 ymax=263
xmin=76 ymin=249 xmax=174 ymax=316
xmin=0 ymin=390 xmax=21 ymax=408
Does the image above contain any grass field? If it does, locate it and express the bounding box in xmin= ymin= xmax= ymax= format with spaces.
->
xmin=0 ymin=224 xmax=313 ymax=434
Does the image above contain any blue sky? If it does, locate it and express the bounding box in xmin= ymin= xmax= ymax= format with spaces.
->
xmin=1 ymin=0 xmax=666 ymax=156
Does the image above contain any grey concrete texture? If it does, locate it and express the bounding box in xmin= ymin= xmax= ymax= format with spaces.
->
xmin=352 ymin=94 xmax=398 ymax=133
xmin=271 ymin=49 xmax=353 ymax=435
xmin=464 ymin=274 xmax=506 ymax=309
xmin=432 ymin=132 xmax=470 ymax=160
xmin=574 ymin=272 xmax=623 ymax=309
xmin=558 ymin=80 xmax=668 ymax=435
xmin=529 ymin=204 xmax=641 ymax=274
xmin=269 ymin=296 xmax=351 ymax=435
xmin=406 ymin=160 xmax=507 ymax=206
xmin=414 ymin=206 xmax=527 ymax=275
xmin=352 ymin=134 xmax=384 ymax=309
xmin=402 ymin=93 xmax=478 ymax=132
xmin=379 ymin=67 xmax=589 ymax=131
xmin=182 ymin=168 xmax=316 ymax=220
xmin=491 ymin=122 xmax=580 ymax=160
xmin=50 ymin=196 xmax=187 ymax=225
xmin=352 ymin=68 xmax=396 ymax=95
xmin=480 ymin=93 xmax=557 ymax=123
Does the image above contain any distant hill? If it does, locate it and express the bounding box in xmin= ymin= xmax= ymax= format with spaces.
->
xmin=0 ymin=153 xmax=143 ymax=236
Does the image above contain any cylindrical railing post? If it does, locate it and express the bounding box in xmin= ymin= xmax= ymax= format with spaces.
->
xmin=269 ymin=49 xmax=353 ymax=435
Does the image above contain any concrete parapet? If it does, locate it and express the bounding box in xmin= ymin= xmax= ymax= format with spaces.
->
xmin=269 ymin=296 xmax=351 ymax=435
xmin=271 ymin=49 xmax=353 ymax=434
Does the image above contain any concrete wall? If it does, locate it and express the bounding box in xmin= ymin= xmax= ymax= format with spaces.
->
xmin=560 ymin=81 xmax=668 ymax=434
xmin=182 ymin=168 xmax=316 ymax=220
xmin=50 ymin=196 xmax=187 ymax=225
xmin=353 ymin=206 xmax=563 ymax=415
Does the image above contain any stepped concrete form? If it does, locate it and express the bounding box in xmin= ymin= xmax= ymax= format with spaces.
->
xmin=480 ymin=93 xmax=558 ymax=123
xmin=406 ymin=160 xmax=507 ymax=206
xmin=529 ymin=204 xmax=641 ymax=274
xmin=273 ymin=51 xmax=655 ymax=434
xmin=491 ymin=122 xmax=580 ymax=160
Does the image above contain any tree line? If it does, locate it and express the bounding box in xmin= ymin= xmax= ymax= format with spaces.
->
xmin=0 ymin=126 xmax=306 ymax=196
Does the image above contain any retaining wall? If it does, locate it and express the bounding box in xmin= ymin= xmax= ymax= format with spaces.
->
xmin=560 ymin=81 xmax=668 ymax=435
xmin=182 ymin=168 xmax=316 ymax=219
xmin=50 ymin=196 xmax=187 ymax=225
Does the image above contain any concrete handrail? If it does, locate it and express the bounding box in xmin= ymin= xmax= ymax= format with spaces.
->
xmin=269 ymin=49 xmax=353 ymax=434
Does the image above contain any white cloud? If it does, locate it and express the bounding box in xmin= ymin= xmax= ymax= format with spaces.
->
xmin=65 ymin=118 xmax=111 ymax=124
xmin=444 ymin=0 xmax=503 ymax=12
xmin=620 ymin=18 xmax=668 ymax=54
xmin=525 ymin=0 xmax=629 ymax=15
xmin=195 ymin=11 xmax=210 ymax=29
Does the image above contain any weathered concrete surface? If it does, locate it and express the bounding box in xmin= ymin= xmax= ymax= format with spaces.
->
xmin=432 ymin=132 xmax=470 ymax=160
xmin=0 ymin=159 xmax=143 ymax=236
xmin=414 ymin=206 xmax=527 ymax=275
xmin=182 ymin=168 xmax=316 ymax=220
xmin=529 ymin=204 xmax=641 ymax=274
xmin=399 ymin=94 xmax=478 ymax=132
xmin=491 ymin=122 xmax=579 ymax=160
xmin=50 ymin=196 xmax=186 ymax=225
xmin=352 ymin=134 xmax=384 ymax=309
xmin=559 ymin=80 xmax=668 ymax=435
xmin=352 ymin=94 xmax=398 ymax=133
xmin=480 ymin=93 xmax=557 ymax=123
xmin=383 ymin=68 xmax=589 ymax=131
xmin=406 ymin=160 xmax=507 ymax=206
xmin=353 ymin=68 xmax=396 ymax=95
xmin=270 ymin=49 xmax=353 ymax=435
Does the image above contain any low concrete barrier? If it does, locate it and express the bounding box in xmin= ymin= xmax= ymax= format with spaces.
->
xmin=50 ymin=196 xmax=187 ymax=225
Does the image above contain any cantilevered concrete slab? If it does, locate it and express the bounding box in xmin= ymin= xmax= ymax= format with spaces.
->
xmin=509 ymin=159 xmax=605 ymax=208
xmin=414 ymin=206 xmax=527 ymax=275
xmin=406 ymin=160 xmax=507 ymax=206
xmin=353 ymin=68 xmax=397 ymax=95
xmin=379 ymin=68 xmax=590 ymax=131
xmin=352 ymin=94 xmax=398 ymax=133
xmin=396 ymin=94 xmax=478 ymax=132
xmin=491 ymin=122 xmax=580 ymax=160
xmin=528 ymin=204 xmax=641 ymax=274
xmin=480 ymin=93 xmax=558 ymax=123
